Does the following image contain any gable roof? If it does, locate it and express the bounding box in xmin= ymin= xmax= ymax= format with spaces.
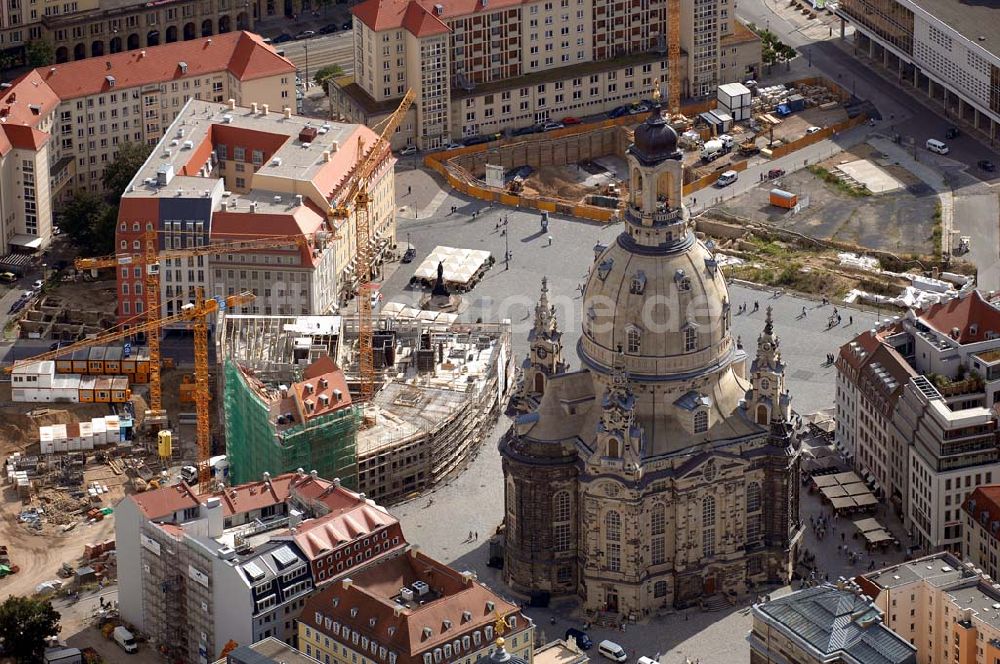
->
xmin=0 ymin=70 xmax=60 ymax=128
xmin=130 ymin=482 xmax=200 ymax=519
xmin=919 ymin=290 xmax=1000 ymax=344
xmin=963 ymin=485 xmax=1000 ymax=539
xmin=291 ymin=504 xmax=399 ymax=559
xmin=3 ymin=124 xmax=50 ymax=150
xmin=34 ymin=32 xmax=293 ymax=102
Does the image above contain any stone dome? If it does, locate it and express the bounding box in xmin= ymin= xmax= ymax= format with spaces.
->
xmin=578 ymin=227 xmax=733 ymax=381
xmin=488 ymin=639 xmax=529 ymax=664
xmin=630 ymin=105 xmax=681 ymax=165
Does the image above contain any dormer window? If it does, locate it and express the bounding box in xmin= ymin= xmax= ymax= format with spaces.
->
xmin=675 ymin=269 xmax=691 ymax=292
xmin=630 ymin=270 xmax=646 ymax=295
xmin=598 ymin=258 xmax=614 ymax=280
xmin=685 ymin=326 xmax=697 ymax=352
xmin=626 ymin=326 xmax=641 ymax=354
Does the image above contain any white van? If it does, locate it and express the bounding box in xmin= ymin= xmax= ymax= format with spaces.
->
xmin=716 ymin=170 xmax=739 ymax=187
xmin=598 ymin=640 xmax=627 ymax=663
xmin=926 ymin=138 xmax=949 ymax=154
xmin=636 ymin=657 xmax=658 ymax=664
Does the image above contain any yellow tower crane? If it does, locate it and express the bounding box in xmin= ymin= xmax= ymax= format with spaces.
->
xmin=75 ymin=230 xmax=321 ymax=421
xmin=6 ymin=290 xmax=254 ymax=492
xmin=331 ymin=89 xmax=415 ymax=402
xmin=668 ymin=0 xmax=682 ymax=117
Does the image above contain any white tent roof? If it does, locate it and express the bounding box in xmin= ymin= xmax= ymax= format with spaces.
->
xmin=414 ymin=246 xmax=492 ymax=285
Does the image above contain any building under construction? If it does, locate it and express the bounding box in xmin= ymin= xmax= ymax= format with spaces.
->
xmin=219 ymin=311 xmax=512 ymax=504
xmin=223 ymin=356 xmax=360 ymax=487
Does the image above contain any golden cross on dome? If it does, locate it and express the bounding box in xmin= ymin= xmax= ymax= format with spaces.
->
xmin=652 ymin=85 xmax=661 ymax=103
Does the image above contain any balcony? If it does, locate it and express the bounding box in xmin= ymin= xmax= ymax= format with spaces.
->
xmin=625 ymin=203 xmax=681 ymax=225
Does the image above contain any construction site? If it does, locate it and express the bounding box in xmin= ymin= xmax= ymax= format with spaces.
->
xmin=219 ymin=312 xmax=512 ymax=505
xmin=432 ymin=77 xmax=868 ymax=215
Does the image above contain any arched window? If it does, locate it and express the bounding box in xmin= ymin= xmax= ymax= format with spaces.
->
xmin=694 ymin=410 xmax=708 ymax=433
xmin=605 ymin=511 xmax=621 ymax=542
xmin=553 ymin=491 xmax=571 ymax=552
xmin=746 ymin=482 xmax=762 ymax=513
xmin=685 ymin=327 xmax=697 ymax=352
xmin=506 ymin=480 xmax=516 ymax=538
xmin=626 ymin=326 xmax=641 ymax=354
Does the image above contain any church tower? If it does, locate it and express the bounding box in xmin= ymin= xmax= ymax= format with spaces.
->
xmin=745 ymin=306 xmax=792 ymax=426
xmin=514 ymin=277 xmax=568 ymax=412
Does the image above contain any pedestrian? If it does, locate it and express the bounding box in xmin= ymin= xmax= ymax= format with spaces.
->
xmin=692 ymin=197 xmax=697 ymax=206
xmin=849 ymin=315 xmax=853 ymax=325
xmin=468 ymin=530 xmax=474 ymax=540
xmin=475 ymin=531 xmax=479 ymax=540
xmin=802 ymin=306 xmax=807 ymax=317
xmin=408 ymin=185 xmax=412 ymax=195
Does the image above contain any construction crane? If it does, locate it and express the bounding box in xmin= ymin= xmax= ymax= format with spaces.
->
xmin=331 ymin=89 xmax=416 ymax=402
xmin=667 ymin=0 xmax=681 ymax=117
xmin=6 ymin=290 xmax=254 ymax=491
xmin=75 ymin=230 xmax=319 ymax=421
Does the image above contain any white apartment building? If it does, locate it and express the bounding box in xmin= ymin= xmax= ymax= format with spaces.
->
xmin=0 ymin=31 xmax=295 ymax=258
xmin=836 ymin=289 xmax=1000 ymax=553
xmin=836 ymin=0 xmax=1000 ymax=143
xmin=334 ymin=0 xmax=760 ymax=149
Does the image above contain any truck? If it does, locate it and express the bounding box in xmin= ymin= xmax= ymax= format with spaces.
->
xmin=43 ymin=647 xmax=83 ymax=664
xmin=701 ymin=139 xmax=724 ymax=161
xmin=113 ymin=626 xmax=138 ymax=654
xmin=718 ymin=134 xmax=735 ymax=150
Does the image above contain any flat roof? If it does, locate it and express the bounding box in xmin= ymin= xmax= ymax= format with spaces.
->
xmin=908 ymin=0 xmax=1000 ymax=60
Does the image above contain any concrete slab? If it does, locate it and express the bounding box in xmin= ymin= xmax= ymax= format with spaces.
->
xmin=834 ymin=159 xmax=904 ymax=192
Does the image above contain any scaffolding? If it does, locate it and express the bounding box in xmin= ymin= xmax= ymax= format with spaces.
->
xmin=223 ymin=360 xmax=360 ymax=487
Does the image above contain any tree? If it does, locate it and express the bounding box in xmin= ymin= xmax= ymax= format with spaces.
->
xmin=219 ymin=639 xmax=239 ymax=659
xmin=25 ymin=40 xmax=54 ymax=68
xmin=60 ymin=191 xmax=117 ymax=256
xmin=315 ymin=64 xmax=344 ymax=94
xmin=102 ymin=142 xmax=153 ymax=203
xmin=0 ymin=595 xmax=61 ymax=663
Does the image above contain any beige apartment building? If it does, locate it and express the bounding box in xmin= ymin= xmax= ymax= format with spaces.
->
xmin=858 ymin=553 xmax=1000 ymax=664
xmin=963 ymin=485 xmax=1000 ymax=583
xmin=0 ymin=0 xmax=252 ymax=69
xmin=333 ymin=0 xmax=760 ymax=149
xmin=835 ymin=290 xmax=1000 ymax=553
xmin=0 ymin=31 xmax=294 ymax=256
xmin=114 ymin=97 xmax=396 ymax=323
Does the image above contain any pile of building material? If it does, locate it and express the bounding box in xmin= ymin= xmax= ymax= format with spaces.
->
xmin=86 ymin=480 xmax=110 ymax=502
xmin=84 ymin=539 xmax=117 ymax=582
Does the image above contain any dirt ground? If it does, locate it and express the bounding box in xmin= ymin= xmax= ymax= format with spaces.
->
xmin=718 ymin=143 xmax=939 ymax=255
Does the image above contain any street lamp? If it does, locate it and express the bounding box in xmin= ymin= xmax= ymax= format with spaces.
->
xmin=304 ymin=38 xmax=310 ymax=90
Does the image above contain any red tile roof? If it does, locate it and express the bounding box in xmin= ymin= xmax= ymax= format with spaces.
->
xmin=291 ymin=503 xmax=398 ymax=559
xmin=130 ymin=482 xmax=200 ymax=519
xmin=963 ymin=485 xmax=1000 ymax=540
xmin=352 ymin=0 xmax=458 ymax=35
xmin=401 ymin=2 xmax=451 ymax=36
xmin=919 ymin=290 xmax=1000 ymax=344
xmin=3 ymin=124 xmax=49 ymax=150
xmin=300 ymin=550 xmax=526 ymax=662
xmin=292 ymin=356 xmax=353 ymax=422
xmin=0 ymin=128 xmax=10 ymax=157
xmin=0 ymin=70 xmax=60 ymax=128
xmin=35 ymin=32 xmax=294 ymax=102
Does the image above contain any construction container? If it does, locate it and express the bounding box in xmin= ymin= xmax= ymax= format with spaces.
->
xmin=55 ymin=355 xmax=74 ymax=374
xmin=87 ymin=347 xmax=106 ymax=374
xmin=786 ymin=94 xmax=806 ymax=112
xmin=103 ymin=347 xmax=122 ymax=374
xmin=78 ymin=376 xmax=96 ymax=402
xmin=70 ymin=349 xmax=89 ymax=374
xmin=52 ymin=424 xmax=68 ymax=452
xmin=718 ymin=82 xmax=752 ymax=111
xmin=769 ymin=188 xmax=798 ymax=209
xmin=40 ymin=426 xmax=53 ymax=454
xmin=158 ymin=430 xmax=173 ymax=458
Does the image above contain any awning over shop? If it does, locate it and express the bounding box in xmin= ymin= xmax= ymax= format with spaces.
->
xmin=9 ymin=234 xmax=42 ymax=250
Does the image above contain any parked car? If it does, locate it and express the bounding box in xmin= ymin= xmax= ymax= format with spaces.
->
xmin=561 ymin=116 xmax=581 ymax=125
xmin=513 ymin=125 xmax=542 ymax=136
xmin=627 ymin=103 xmax=649 ymax=115
xmin=31 ymin=279 xmax=44 ymax=290
xmin=402 ymin=247 xmax=416 ymax=263
xmin=607 ymin=105 xmax=630 ymax=119
xmin=564 ymin=629 xmax=593 ymax=650
xmin=541 ymin=121 xmax=564 ymax=132
xmin=767 ymin=168 xmax=786 ymax=179
xmin=805 ymin=126 xmax=822 ymax=135
xmin=0 ymin=272 xmax=15 ymax=283
xmin=978 ymin=159 xmax=996 ymax=172
xmin=715 ymin=170 xmax=739 ymax=187
xmin=294 ymin=30 xmax=316 ymax=39
xmin=399 ymin=145 xmax=419 ymax=156
xmin=319 ymin=23 xmax=340 ymax=33
xmin=342 ymin=20 xmax=353 ymax=29
xmin=597 ymin=640 xmax=627 ymax=663
xmin=272 ymin=33 xmax=293 ymax=43
xmin=441 ymin=142 xmax=463 ymax=150
xmin=463 ymin=135 xmax=494 ymax=146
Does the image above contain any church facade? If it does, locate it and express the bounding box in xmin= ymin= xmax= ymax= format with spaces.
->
xmin=500 ymin=99 xmax=802 ymax=615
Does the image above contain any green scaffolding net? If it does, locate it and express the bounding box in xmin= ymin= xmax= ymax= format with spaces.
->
xmin=223 ymin=360 xmax=359 ymax=488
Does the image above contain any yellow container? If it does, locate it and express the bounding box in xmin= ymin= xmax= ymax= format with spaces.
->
xmin=157 ymin=430 xmax=172 ymax=458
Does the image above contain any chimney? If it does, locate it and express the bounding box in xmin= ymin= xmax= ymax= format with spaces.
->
xmin=333 ymin=477 xmax=341 ymax=487
xmin=204 ymin=496 xmax=223 ymax=538
xmin=322 ymin=150 xmax=331 ymax=162
xmin=228 ymin=98 xmax=236 ymax=110
xmin=288 ymin=508 xmax=303 ymax=528
xmin=310 ymin=469 xmax=318 ymax=480
xmin=294 ymin=194 xmax=303 ymax=206
xmin=262 ymin=104 xmax=269 ymax=115
xmin=251 ymin=102 xmax=258 ymax=114
xmin=140 ymin=49 xmax=146 ymax=58
xmin=408 ymin=545 xmax=420 ymax=557
xmin=342 ymin=578 xmax=353 ymax=589
xmin=330 ymin=140 xmax=339 ymax=152
xmin=284 ymin=107 xmax=292 ymax=119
